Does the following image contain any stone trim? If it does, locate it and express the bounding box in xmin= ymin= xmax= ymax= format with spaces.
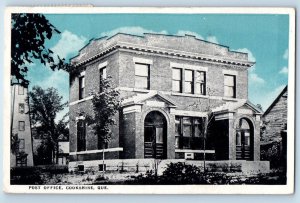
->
xmin=69 ymin=147 xmax=123 ymax=155
xmin=98 ymin=61 xmax=108 ymax=69
xmin=222 ymin=69 xmax=238 ymax=75
xmin=69 ymin=86 xmax=245 ymax=107
xmin=222 ymin=97 xmax=240 ymax=102
xmin=75 ymin=115 xmax=85 ymax=121
xmin=69 ymin=95 xmax=93 ymax=106
xmin=170 ymin=62 xmax=208 ymax=72
xmin=171 ymin=92 xmax=209 ymax=98
xmin=117 ymin=86 xmax=248 ymax=102
xmin=80 ymin=71 xmax=85 ymax=76
xmin=215 ymin=112 xmax=234 ymax=121
xmin=123 ymin=105 xmax=142 ymax=114
xmin=170 ymin=109 xmax=207 ymax=117
xmin=175 ymin=149 xmax=215 ymax=153
xmin=72 ymin=42 xmax=254 ymax=68
xmin=133 ymin=57 xmax=153 ymax=64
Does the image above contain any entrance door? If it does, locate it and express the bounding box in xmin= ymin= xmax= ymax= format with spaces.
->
xmin=144 ymin=111 xmax=167 ymax=159
xmin=236 ymin=118 xmax=253 ymax=160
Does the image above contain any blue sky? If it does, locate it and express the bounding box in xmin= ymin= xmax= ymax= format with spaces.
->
xmin=27 ymin=14 xmax=289 ymax=121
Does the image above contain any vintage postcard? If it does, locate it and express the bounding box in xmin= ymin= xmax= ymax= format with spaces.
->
xmin=3 ymin=7 xmax=295 ymax=194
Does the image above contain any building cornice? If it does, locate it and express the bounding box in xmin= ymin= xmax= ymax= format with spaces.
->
xmin=71 ymin=42 xmax=255 ymax=69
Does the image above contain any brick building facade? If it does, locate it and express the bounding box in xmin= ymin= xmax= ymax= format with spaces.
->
xmin=68 ymin=33 xmax=266 ymax=171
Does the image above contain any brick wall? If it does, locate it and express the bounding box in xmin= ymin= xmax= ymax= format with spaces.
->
xmin=70 ymin=52 xmax=120 ymax=103
xmin=69 ymin=99 xmax=120 ymax=154
xmin=118 ymin=51 xmax=248 ymax=100
xmin=120 ymin=112 xmax=136 ymax=158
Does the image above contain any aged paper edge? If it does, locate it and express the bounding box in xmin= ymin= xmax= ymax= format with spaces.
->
xmin=3 ymin=6 xmax=296 ymax=194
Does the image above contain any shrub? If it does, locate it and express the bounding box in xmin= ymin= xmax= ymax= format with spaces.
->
xmin=41 ymin=165 xmax=69 ymax=174
xmin=161 ymin=162 xmax=206 ymax=184
xmin=11 ymin=167 xmax=43 ymax=185
xmin=94 ymin=174 xmax=108 ymax=182
xmin=261 ymin=142 xmax=282 ymax=169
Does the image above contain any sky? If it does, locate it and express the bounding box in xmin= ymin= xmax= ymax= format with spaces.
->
xmin=26 ymin=13 xmax=289 ymax=121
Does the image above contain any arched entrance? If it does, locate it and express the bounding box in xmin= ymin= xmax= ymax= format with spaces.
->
xmin=236 ymin=118 xmax=254 ymax=160
xmin=144 ymin=111 xmax=167 ymax=159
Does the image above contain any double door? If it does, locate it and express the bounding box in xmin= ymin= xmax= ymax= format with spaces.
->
xmin=144 ymin=124 xmax=165 ymax=159
xmin=236 ymin=130 xmax=251 ymax=160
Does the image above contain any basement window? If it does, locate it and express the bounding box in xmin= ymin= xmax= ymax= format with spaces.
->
xmin=99 ymin=164 xmax=106 ymax=171
xmin=78 ymin=165 xmax=84 ymax=172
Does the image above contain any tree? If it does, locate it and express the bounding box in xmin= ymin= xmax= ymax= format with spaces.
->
xmin=28 ymin=86 xmax=68 ymax=164
xmin=11 ymin=133 xmax=20 ymax=155
xmin=85 ymin=76 xmax=121 ymax=174
xmin=11 ymin=14 xmax=69 ymax=86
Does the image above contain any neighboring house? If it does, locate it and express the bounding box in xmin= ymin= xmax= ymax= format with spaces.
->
xmin=11 ymin=84 xmax=34 ymax=167
xmin=261 ymin=86 xmax=288 ymax=168
xmin=57 ymin=134 xmax=69 ymax=165
xmin=68 ymin=33 xmax=265 ymax=171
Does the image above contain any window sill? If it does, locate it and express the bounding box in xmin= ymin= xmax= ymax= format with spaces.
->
xmin=70 ymin=95 xmax=94 ymax=106
xmin=171 ymin=92 xmax=208 ymax=98
xmin=70 ymin=147 xmax=123 ymax=155
xmin=222 ymin=97 xmax=239 ymax=102
xmin=133 ymin=88 xmax=150 ymax=93
xmin=175 ymin=149 xmax=215 ymax=153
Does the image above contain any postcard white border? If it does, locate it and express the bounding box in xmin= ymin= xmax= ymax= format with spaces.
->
xmin=3 ymin=7 xmax=295 ymax=194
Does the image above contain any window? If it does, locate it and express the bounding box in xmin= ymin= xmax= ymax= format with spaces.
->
xmin=18 ymin=86 xmax=24 ymax=95
xmin=19 ymin=139 xmax=25 ymax=150
xmin=194 ymin=118 xmax=202 ymax=137
xmin=224 ymin=74 xmax=236 ymax=98
xmin=19 ymin=103 xmax=25 ymax=114
xmin=175 ymin=117 xmax=181 ymax=149
xmin=99 ymin=67 xmax=107 ymax=92
xmin=172 ymin=67 xmax=207 ymax=95
xmin=77 ymin=120 xmax=86 ymax=151
xmin=79 ymin=76 xmax=85 ymax=100
xmin=182 ymin=117 xmax=192 ymax=148
xmin=236 ymin=132 xmax=241 ymax=146
xmin=18 ymin=121 xmax=25 ymax=131
xmin=99 ymin=164 xmax=106 ymax=171
xmin=244 ymin=132 xmax=250 ymax=146
xmin=135 ymin=63 xmax=149 ymax=89
xmin=175 ymin=116 xmax=205 ymax=150
xmin=156 ymin=127 xmax=164 ymax=144
xmin=78 ymin=165 xmax=84 ymax=172
xmin=195 ymin=71 xmax=206 ymax=95
xmin=184 ymin=70 xmax=193 ymax=94
xmin=172 ymin=68 xmax=182 ymax=93
xmin=100 ymin=67 xmax=107 ymax=79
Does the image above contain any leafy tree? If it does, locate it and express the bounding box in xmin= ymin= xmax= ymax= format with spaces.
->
xmin=83 ymin=76 xmax=121 ymax=173
xmin=11 ymin=133 xmax=20 ymax=155
xmin=87 ymin=76 xmax=122 ymax=149
xmin=28 ymin=86 xmax=68 ymax=164
xmin=11 ymin=13 xmax=69 ymax=86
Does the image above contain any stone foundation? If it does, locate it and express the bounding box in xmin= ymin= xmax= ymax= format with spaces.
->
xmin=69 ymin=159 xmax=270 ymax=174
